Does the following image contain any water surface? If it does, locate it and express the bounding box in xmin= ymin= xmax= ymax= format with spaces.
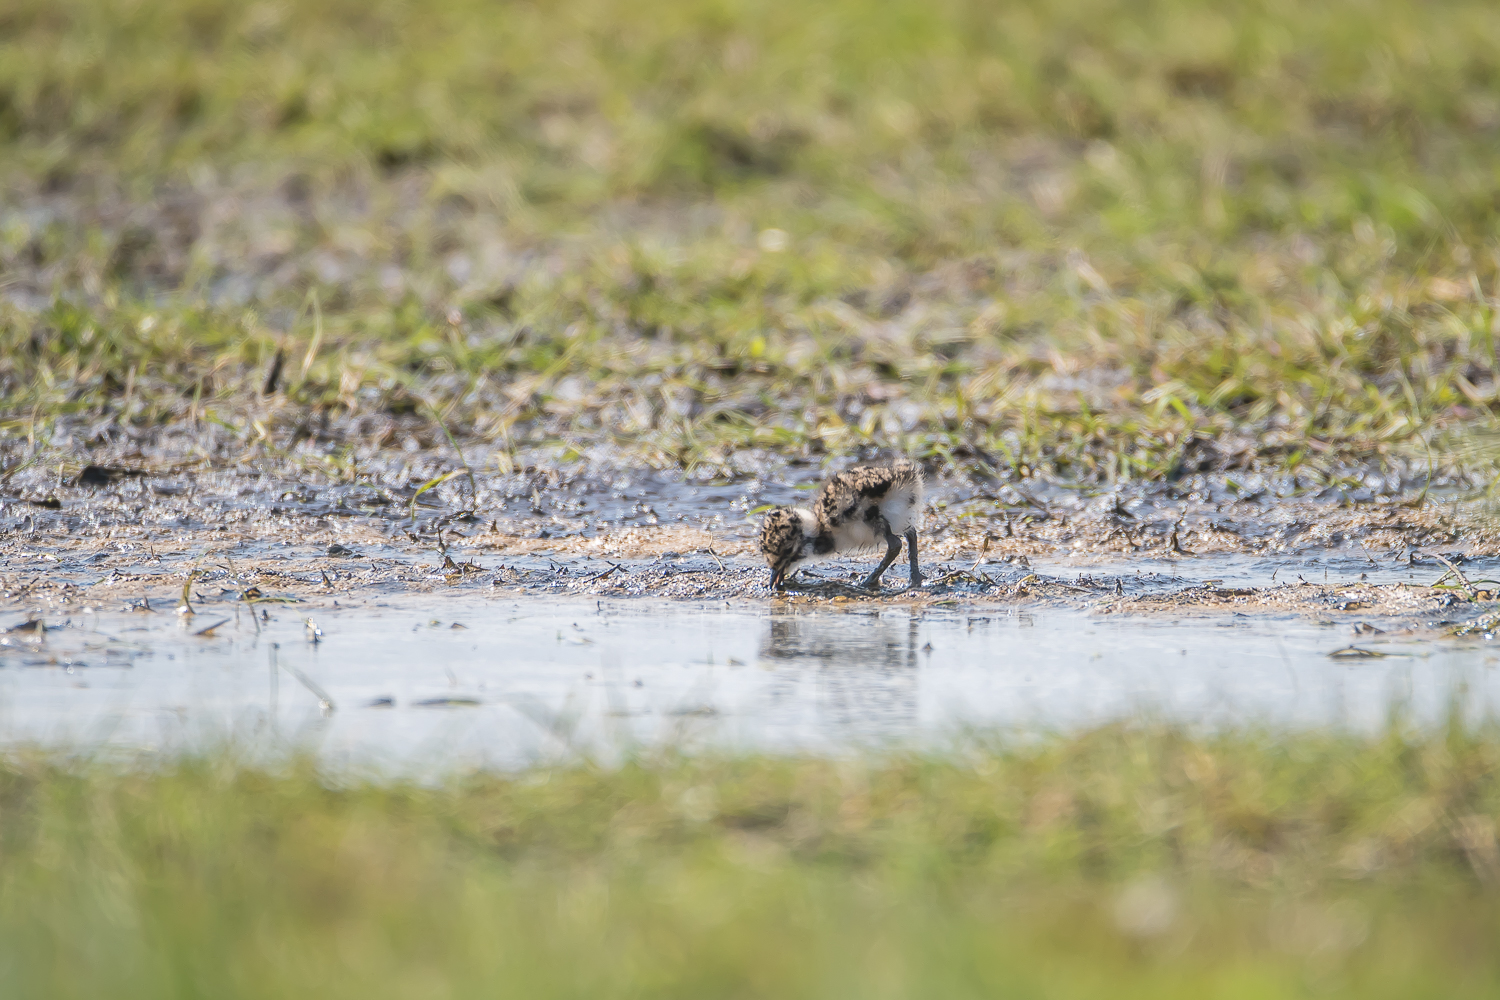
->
xmin=2 ymin=593 xmax=1493 ymax=768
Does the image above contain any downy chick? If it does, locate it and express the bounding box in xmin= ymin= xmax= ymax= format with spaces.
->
xmin=760 ymin=460 xmax=924 ymax=591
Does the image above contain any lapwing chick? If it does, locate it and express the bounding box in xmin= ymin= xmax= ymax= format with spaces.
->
xmin=760 ymin=460 xmax=924 ymax=591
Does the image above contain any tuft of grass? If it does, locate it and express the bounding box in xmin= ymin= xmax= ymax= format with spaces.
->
xmin=3 ymin=722 xmax=1500 ymax=997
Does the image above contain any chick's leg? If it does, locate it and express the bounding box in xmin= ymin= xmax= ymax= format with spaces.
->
xmin=862 ymin=532 xmax=903 ymax=591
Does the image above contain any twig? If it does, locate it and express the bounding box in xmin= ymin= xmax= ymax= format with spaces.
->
xmin=1432 ymin=552 xmax=1478 ymax=599
xmin=703 ymin=547 xmax=727 ymax=573
xmin=784 ymin=577 xmax=880 ymax=598
xmin=1327 ymin=645 xmax=1389 ymax=659
xmin=584 ymin=562 xmax=627 ymax=582
xmin=1007 ymin=482 xmax=1050 ymax=514
xmin=263 ymin=347 xmax=285 ymax=396
xmin=193 ymin=618 xmax=230 ymax=637
xmin=1168 ymin=518 xmax=1190 ymax=554
xmin=968 ymin=535 xmax=991 ymax=574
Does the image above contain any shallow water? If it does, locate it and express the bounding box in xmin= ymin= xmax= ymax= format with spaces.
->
xmin=2 ymin=588 xmax=1496 ymax=768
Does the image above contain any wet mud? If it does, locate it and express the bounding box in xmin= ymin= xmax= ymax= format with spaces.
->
xmin=2 ymin=486 xmax=1496 ymax=628
xmin=0 ymin=455 xmax=1494 ymax=611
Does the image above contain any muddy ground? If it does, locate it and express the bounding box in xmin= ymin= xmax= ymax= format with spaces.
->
xmin=3 ymin=458 xmax=1498 ymax=643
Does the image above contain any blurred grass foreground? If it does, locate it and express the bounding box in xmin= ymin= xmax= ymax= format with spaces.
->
xmin=4 ymin=724 xmax=1500 ymax=998
xmin=2 ymin=0 xmax=1500 ymax=479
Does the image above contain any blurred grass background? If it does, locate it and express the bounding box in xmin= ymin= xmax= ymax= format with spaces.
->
xmin=1 ymin=0 xmax=1499 ymax=479
xmin=4 ymin=722 xmax=1500 ymax=998
xmin=5 ymin=0 xmax=1499 ymax=233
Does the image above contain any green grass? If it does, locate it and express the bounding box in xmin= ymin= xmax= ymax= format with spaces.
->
xmin=2 ymin=0 xmax=1499 ymax=481
xmin=3 ymin=722 xmax=1500 ymax=998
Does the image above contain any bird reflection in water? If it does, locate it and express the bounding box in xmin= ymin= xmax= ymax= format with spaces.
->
xmin=759 ymin=608 xmax=919 ymax=739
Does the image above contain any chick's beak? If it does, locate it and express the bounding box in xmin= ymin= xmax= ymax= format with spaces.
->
xmin=769 ymin=566 xmax=786 ymax=590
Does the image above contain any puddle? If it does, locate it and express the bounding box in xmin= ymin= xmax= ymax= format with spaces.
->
xmin=2 ymin=594 xmax=1496 ymax=769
